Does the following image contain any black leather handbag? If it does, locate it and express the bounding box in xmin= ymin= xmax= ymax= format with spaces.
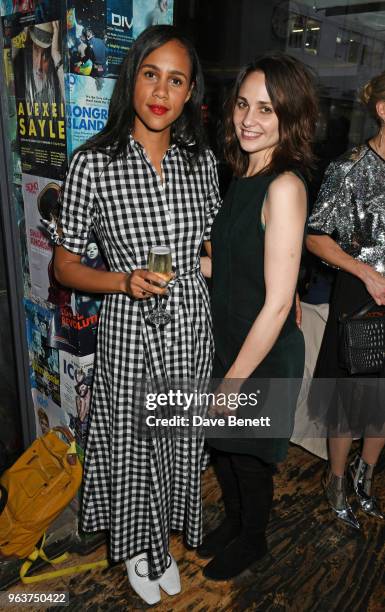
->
xmin=339 ymin=299 xmax=385 ymax=375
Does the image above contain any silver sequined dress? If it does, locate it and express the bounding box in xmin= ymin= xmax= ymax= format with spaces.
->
xmin=308 ymin=144 xmax=385 ymax=273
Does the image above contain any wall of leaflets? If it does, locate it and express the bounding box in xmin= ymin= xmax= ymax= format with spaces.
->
xmin=0 ymin=0 xmax=174 ymax=455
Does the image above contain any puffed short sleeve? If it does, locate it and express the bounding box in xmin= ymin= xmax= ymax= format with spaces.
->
xmin=58 ymin=151 xmax=95 ymax=255
xmin=203 ymin=150 xmax=222 ymax=241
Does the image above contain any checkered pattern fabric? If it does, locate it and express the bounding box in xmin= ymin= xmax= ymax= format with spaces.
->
xmin=59 ymin=136 xmax=221 ymax=578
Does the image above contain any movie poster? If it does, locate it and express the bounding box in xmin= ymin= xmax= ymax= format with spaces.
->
xmin=59 ymin=350 xmax=94 ymax=450
xmin=9 ymin=12 xmax=67 ymax=179
xmin=133 ymin=0 xmax=173 ymax=38
xmin=25 ymin=298 xmax=60 ymax=406
xmin=67 ymin=0 xmax=107 ymax=78
xmin=22 ymin=173 xmax=62 ymax=300
xmin=106 ymin=0 xmax=133 ymax=75
xmin=65 ymin=72 xmax=114 ymax=155
xmin=32 ymin=387 xmax=67 ymax=436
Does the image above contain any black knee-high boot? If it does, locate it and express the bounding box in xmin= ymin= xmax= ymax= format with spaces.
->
xmin=203 ymin=454 xmax=273 ymax=580
xmin=197 ymin=449 xmax=241 ymax=558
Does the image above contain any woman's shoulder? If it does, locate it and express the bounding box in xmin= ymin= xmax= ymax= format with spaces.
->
xmin=69 ymin=145 xmax=118 ymax=177
xmin=269 ymin=170 xmax=306 ymax=193
xmin=70 ymin=145 xmax=114 ymax=163
xmin=326 ymin=144 xmax=369 ymax=177
xmin=192 ymin=146 xmax=217 ymax=167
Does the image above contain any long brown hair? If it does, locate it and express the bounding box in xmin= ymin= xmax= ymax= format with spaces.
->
xmin=224 ymin=53 xmax=318 ymax=178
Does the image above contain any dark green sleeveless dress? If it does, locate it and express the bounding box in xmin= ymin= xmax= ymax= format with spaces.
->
xmin=210 ymin=172 xmax=305 ymax=463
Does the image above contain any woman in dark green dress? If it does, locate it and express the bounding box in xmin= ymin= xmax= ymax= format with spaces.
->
xmin=199 ymin=54 xmax=318 ymax=580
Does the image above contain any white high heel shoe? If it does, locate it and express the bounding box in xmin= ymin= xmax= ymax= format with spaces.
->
xmin=125 ymin=552 xmax=161 ymax=605
xmin=158 ymin=553 xmax=181 ymax=596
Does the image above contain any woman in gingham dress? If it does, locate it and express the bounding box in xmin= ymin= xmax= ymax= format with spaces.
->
xmin=54 ymin=26 xmax=221 ymax=605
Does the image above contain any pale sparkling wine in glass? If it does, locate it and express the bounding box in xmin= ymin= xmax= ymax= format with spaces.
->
xmin=148 ymin=246 xmax=173 ymax=284
xmin=146 ymin=246 xmax=172 ymax=327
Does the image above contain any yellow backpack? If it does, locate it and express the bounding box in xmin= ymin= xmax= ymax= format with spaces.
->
xmin=0 ymin=427 xmax=108 ymax=583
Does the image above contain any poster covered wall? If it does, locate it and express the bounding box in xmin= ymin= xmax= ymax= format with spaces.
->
xmin=106 ymin=0 xmax=133 ymax=75
xmin=1 ymin=0 xmax=174 ymax=447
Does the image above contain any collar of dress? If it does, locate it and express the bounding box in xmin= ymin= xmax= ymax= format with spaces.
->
xmin=126 ymin=133 xmax=178 ymax=158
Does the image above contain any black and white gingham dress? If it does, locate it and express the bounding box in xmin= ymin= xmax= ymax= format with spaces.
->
xmin=59 ymin=136 xmax=221 ymax=578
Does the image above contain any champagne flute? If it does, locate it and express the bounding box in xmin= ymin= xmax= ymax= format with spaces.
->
xmin=146 ymin=246 xmax=173 ymax=327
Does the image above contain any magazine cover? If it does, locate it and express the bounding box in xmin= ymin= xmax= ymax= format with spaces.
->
xmin=133 ymin=0 xmax=173 ymax=38
xmin=9 ymin=12 xmax=67 ymax=179
xmin=65 ymin=72 xmax=115 ymax=155
xmin=106 ymin=0 xmax=133 ymax=75
xmin=25 ymin=297 xmax=60 ymax=406
xmin=67 ymin=0 xmax=107 ymax=78
xmin=22 ymin=173 xmax=62 ymax=300
xmin=59 ymin=350 xmax=94 ymax=450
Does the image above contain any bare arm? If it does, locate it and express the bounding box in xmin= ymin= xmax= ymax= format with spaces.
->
xmin=306 ymin=234 xmax=385 ymax=305
xmin=54 ymin=246 xmax=168 ymax=299
xmin=201 ymin=240 xmax=212 ymax=278
xmin=226 ymin=173 xmax=307 ymax=379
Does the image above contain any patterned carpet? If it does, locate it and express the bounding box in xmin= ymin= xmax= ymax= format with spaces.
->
xmin=7 ymin=443 xmax=385 ymax=611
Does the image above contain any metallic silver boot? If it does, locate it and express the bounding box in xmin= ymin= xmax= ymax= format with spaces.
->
xmin=322 ymin=468 xmax=360 ymax=530
xmin=349 ymin=454 xmax=384 ymax=520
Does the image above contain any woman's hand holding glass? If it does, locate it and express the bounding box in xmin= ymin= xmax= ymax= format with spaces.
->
xmin=124 ymin=269 xmax=169 ymax=300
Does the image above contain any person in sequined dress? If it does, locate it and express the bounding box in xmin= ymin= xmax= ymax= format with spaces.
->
xmin=307 ymin=73 xmax=385 ymax=530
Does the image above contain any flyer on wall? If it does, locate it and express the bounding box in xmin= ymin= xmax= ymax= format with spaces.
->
xmin=22 ymin=173 xmax=62 ymax=301
xmin=106 ymin=0 xmax=133 ymax=76
xmin=59 ymin=350 xmax=94 ymax=450
xmin=132 ymin=0 xmax=173 ymax=38
xmin=25 ymin=297 xmax=61 ymax=406
xmin=6 ymin=11 xmax=67 ymax=179
xmin=65 ymin=72 xmax=115 ymax=155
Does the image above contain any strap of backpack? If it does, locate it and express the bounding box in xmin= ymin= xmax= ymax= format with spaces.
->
xmin=20 ymin=534 xmax=108 ymax=584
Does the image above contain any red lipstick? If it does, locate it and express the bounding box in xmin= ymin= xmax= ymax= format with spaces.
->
xmin=148 ymin=105 xmax=168 ymax=116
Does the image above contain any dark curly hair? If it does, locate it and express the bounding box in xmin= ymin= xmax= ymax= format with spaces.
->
xmin=78 ymin=25 xmax=206 ymax=167
xmin=224 ymin=53 xmax=318 ymax=178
